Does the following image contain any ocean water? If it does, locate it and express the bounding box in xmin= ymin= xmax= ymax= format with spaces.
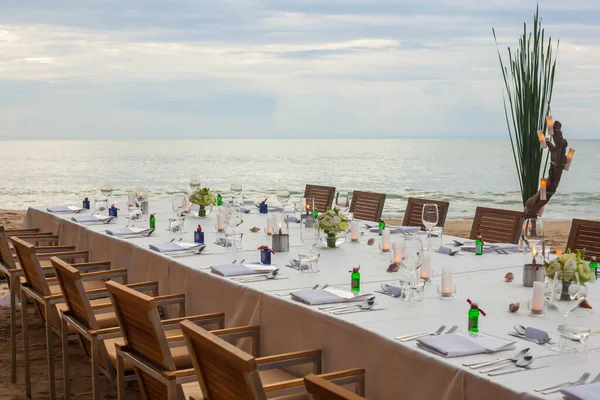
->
xmin=1 ymin=139 xmax=599 ymax=220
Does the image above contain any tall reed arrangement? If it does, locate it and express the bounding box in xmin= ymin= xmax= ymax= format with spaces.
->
xmin=493 ymin=7 xmax=559 ymax=206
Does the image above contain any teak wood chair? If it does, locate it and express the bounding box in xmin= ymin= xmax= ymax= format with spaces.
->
xmin=11 ymin=237 xmax=121 ymax=400
xmin=469 ymin=207 xmax=524 ymax=244
xmin=105 ymin=281 xmax=226 ymax=400
xmin=349 ymin=191 xmax=386 ymax=222
xmin=566 ymin=219 xmax=600 ymax=260
xmin=51 ymin=257 xmax=209 ymax=400
xmin=305 ymin=184 xmax=336 ymax=213
xmin=304 ymin=373 xmax=367 ymax=400
xmin=402 ymin=198 xmax=450 ymax=229
xmin=180 ymin=319 xmax=365 ymax=400
xmin=0 ymin=227 xmax=81 ymax=384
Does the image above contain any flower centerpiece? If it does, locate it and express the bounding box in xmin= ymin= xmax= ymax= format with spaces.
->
xmin=189 ymin=187 xmax=216 ymax=217
xmin=317 ymin=207 xmax=349 ymax=248
xmin=545 ymin=249 xmax=595 ymax=301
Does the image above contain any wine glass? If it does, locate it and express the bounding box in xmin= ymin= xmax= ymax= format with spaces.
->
xmin=171 ymin=194 xmax=187 ymax=216
xmin=189 ymin=176 xmax=201 ymax=190
xmin=335 ymin=192 xmax=350 ymax=213
xmin=550 ymin=271 xmax=586 ymax=323
xmin=523 ymin=218 xmax=544 ymax=259
xmin=100 ymin=182 xmax=113 ymax=198
xmin=276 ymin=187 xmax=290 ymax=208
xmin=422 ymin=204 xmax=438 ymax=250
xmin=401 ymin=237 xmax=424 ymax=279
xmin=225 ymin=203 xmax=243 ymax=233
xmin=301 ymin=218 xmax=320 ymax=254
xmin=230 ymin=181 xmax=243 ymax=203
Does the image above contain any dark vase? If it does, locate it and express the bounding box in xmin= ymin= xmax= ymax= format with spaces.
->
xmin=198 ymin=205 xmax=206 ymax=217
xmin=326 ymin=232 xmax=337 ymax=248
xmin=560 ymin=280 xmax=571 ymax=301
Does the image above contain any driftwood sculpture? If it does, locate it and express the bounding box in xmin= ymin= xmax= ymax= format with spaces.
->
xmin=524 ymin=121 xmax=569 ymax=218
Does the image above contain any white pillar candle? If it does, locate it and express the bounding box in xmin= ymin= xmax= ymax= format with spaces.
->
xmin=537 ymin=131 xmax=547 ymax=149
xmin=217 ymin=214 xmax=225 ymax=231
xmin=546 ymin=115 xmax=553 ymax=135
xmin=564 ymin=148 xmax=575 ymax=171
xmin=540 ymin=178 xmax=547 ymax=201
xmin=392 ymin=242 xmax=401 ymax=263
xmin=442 ymin=268 xmax=452 ymax=295
xmin=266 ymin=215 xmax=273 ymax=235
xmin=420 ymin=252 xmax=432 ymax=280
xmin=350 ymin=220 xmax=359 ymax=242
xmin=531 ymin=281 xmax=545 ymax=313
xmin=381 ymin=229 xmax=390 ymax=252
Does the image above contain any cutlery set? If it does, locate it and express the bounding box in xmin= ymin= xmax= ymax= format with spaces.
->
xmin=275 ymin=284 xmax=329 ymax=297
xmin=534 ymin=372 xmax=600 ymax=395
xmin=462 ymin=348 xmax=552 ymax=376
xmin=318 ymin=297 xmax=380 ymax=315
xmin=395 ymin=324 xmax=458 ymax=342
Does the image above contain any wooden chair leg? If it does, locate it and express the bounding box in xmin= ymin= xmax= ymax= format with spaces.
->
xmin=91 ymin=337 xmax=100 ymax=400
xmin=21 ymin=291 xmax=31 ymax=399
xmin=44 ymin=304 xmax=56 ymax=400
xmin=166 ymin=380 xmax=177 ymax=400
xmin=116 ymin=350 xmax=125 ymax=400
xmin=61 ymin=318 xmax=70 ymax=400
xmin=10 ymin=277 xmax=17 ymax=384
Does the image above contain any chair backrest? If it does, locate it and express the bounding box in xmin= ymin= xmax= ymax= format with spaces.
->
xmin=469 ymin=207 xmax=524 ymax=244
xmin=181 ymin=319 xmax=264 ymax=400
xmin=0 ymin=226 xmax=18 ymax=270
xmin=566 ymin=219 xmax=600 ymax=260
xmin=305 ymin=184 xmax=336 ymax=213
xmin=11 ymin=236 xmax=55 ymax=321
xmin=402 ymin=198 xmax=450 ymax=229
xmin=106 ymin=280 xmax=175 ymax=371
xmin=304 ymin=374 xmax=366 ymax=400
xmin=350 ymin=191 xmax=386 ymax=221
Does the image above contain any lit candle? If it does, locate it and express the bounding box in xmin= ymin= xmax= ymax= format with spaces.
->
xmin=564 ymin=148 xmax=575 ymax=171
xmin=266 ymin=215 xmax=273 ymax=235
xmin=350 ymin=220 xmax=359 ymax=242
xmin=420 ymin=252 xmax=431 ymax=280
xmin=392 ymin=242 xmax=401 ymax=263
xmin=381 ymin=229 xmax=390 ymax=253
xmin=442 ymin=268 xmax=452 ymax=295
xmin=531 ymin=281 xmax=545 ymax=315
xmin=537 ymin=130 xmax=547 ymax=149
xmin=540 ymin=178 xmax=547 ymax=201
xmin=217 ymin=214 xmax=225 ymax=232
xmin=556 ymin=249 xmax=563 ymax=256
xmin=546 ymin=115 xmax=553 ymax=135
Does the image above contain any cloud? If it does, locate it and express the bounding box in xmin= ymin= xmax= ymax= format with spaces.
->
xmin=0 ymin=0 xmax=599 ymax=139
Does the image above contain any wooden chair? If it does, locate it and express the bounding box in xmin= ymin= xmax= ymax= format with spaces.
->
xmin=0 ymin=226 xmax=79 ymax=384
xmin=566 ymin=219 xmax=600 ymax=260
xmin=105 ymin=281 xmax=226 ymax=400
xmin=304 ymin=373 xmax=367 ymax=400
xmin=51 ymin=257 xmax=219 ymax=400
xmin=11 ymin=237 xmax=121 ymax=400
xmin=350 ymin=191 xmax=386 ymax=221
xmin=469 ymin=207 xmax=524 ymax=244
xmin=402 ymin=198 xmax=450 ymax=229
xmin=305 ymin=184 xmax=336 ymax=213
xmin=180 ymin=319 xmax=365 ymax=400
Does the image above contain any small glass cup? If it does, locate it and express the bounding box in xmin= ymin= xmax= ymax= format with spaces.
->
xmin=298 ymin=252 xmax=320 ymax=273
xmin=224 ymin=232 xmax=243 ymax=251
xmin=430 ymin=227 xmax=443 ymax=251
xmin=128 ymin=205 xmax=142 ymax=221
xmin=555 ymin=324 xmax=590 ymax=354
xmin=95 ymin=199 xmax=108 ymax=214
xmin=168 ymin=217 xmax=186 ymax=234
xmin=399 ymin=278 xmax=425 ymax=302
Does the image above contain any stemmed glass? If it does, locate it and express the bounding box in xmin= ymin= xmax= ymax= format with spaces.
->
xmin=172 ymin=194 xmax=187 ymax=216
xmin=300 ymin=218 xmax=320 ymax=272
xmin=401 ymin=237 xmax=424 ymax=279
xmin=523 ymin=218 xmax=544 ymax=257
xmin=335 ymin=192 xmax=350 ymax=213
xmin=276 ymin=187 xmax=290 ymax=212
xmin=230 ymin=181 xmax=243 ymax=204
xmin=189 ymin=176 xmax=201 ymax=190
xmin=422 ymin=204 xmax=439 ymax=250
xmin=549 ymin=271 xmax=588 ymax=353
xmin=225 ymin=203 xmax=243 ymax=233
xmin=100 ymin=182 xmax=113 ymax=198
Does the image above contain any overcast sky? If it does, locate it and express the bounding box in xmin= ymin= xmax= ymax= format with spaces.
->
xmin=0 ymin=0 xmax=599 ymax=140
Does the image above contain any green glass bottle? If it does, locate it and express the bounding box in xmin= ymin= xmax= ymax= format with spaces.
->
xmin=149 ymin=213 xmax=156 ymax=229
xmin=313 ymin=208 xmax=318 ymax=220
xmin=378 ymin=219 xmax=385 ymax=236
xmin=590 ymin=256 xmax=598 ymax=279
xmin=217 ymin=193 xmax=223 ymax=207
xmin=468 ymin=302 xmax=480 ymax=333
xmin=350 ymin=267 xmax=360 ymax=292
xmin=475 ymin=232 xmax=484 ymax=256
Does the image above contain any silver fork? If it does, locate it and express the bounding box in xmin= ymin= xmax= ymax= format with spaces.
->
xmin=536 ymin=372 xmax=590 ymax=394
xmin=395 ymin=325 xmax=446 ymax=342
xmin=276 ymin=284 xmax=319 ymax=297
xmin=445 ymin=325 xmax=459 ymax=335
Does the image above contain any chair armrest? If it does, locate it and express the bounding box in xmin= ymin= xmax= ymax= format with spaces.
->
xmin=5 ymin=229 xmax=41 ymax=235
xmin=34 ymin=245 xmax=75 ymax=254
xmin=91 ymin=302 xmax=113 ymax=311
xmin=80 ymin=268 xmax=127 ymax=281
xmin=38 ymin=250 xmax=89 ymax=261
xmin=71 ymin=261 xmax=112 ymax=273
xmin=263 ymin=368 xmax=365 ymax=394
xmin=89 ymin=326 xmax=121 ymax=338
xmin=161 ymin=368 xmax=195 ymax=380
xmin=85 ymin=281 xmax=159 ymax=300
xmin=256 ymin=349 xmax=321 ymax=372
xmin=211 ymin=324 xmax=260 ymax=338
xmin=153 ymin=293 xmax=186 ymax=307
xmin=162 ymin=312 xmax=225 ymax=330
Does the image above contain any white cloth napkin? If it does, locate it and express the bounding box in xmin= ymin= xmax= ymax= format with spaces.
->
xmin=417 ymin=334 xmax=515 ymax=358
xmin=149 ymin=242 xmax=204 ymax=253
xmin=72 ymin=215 xmax=112 ymax=223
xmin=210 ymin=264 xmax=277 ymax=277
xmin=47 ymin=206 xmax=83 ymax=213
xmin=380 ymin=283 xmax=403 ymax=297
xmin=561 ymin=383 xmax=600 ymax=400
xmin=106 ymin=227 xmax=153 ymax=236
xmin=368 ymin=226 xmax=421 ymax=234
xmin=291 ymin=287 xmax=371 ymax=305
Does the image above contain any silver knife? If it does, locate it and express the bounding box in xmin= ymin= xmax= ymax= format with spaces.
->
xmin=489 ymin=365 xmax=551 ymax=376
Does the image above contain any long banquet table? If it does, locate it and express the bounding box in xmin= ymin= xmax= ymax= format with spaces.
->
xmin=23 ymin=203 xmax=600 ymax=400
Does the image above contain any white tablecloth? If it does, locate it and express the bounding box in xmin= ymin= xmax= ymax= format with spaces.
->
xmin=23 ymin=203 xmax=600 ymax=400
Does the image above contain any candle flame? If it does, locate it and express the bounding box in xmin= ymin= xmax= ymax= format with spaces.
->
xmin=546 ymin=115 xmax=553 ymax=127
xmin=567 ymin=148 xmax=575 ymax=159
xmin=556 ymin=249 xmax=563 ymax=256
xmin=537 ymin=131 xmax=545 ymax=141
xmin=540 ymin=178 xmax=547 ymax=188
xmin=531 ymin=247 xmax=537 ymax=257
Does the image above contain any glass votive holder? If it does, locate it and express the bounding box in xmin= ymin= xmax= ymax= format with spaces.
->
xmin=298 ymin=253 xmax=320 ymax=273
xmin=224 ymin=232 xmax=243 ymax=251
xmin=168 ymin=217 xmax=186 ymax=234
xmin=95 ymin=199 xmax=108 ymax=214
xmin=399 ymin=278 xmax=425 ymax=302
xmin=437 ymin=284 xmax=457 ymax=299
xmin=554 ymin=324 xmax=590 ymax=354
xmin=527 ymin=300 xmax=545 ymax=317
xmin=430 ymin=227 xmax=443 ymax=251
xmin=128 ymin=206 xmax=142 ymax=221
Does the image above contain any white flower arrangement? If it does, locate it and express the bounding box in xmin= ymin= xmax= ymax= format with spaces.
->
xmin=189 ymin=187 xmax=216 ymax=208
xmin=317 ymin=207 xmax=349 ymax=235
xmin=544 ymin=249 xmax=595 ymax=283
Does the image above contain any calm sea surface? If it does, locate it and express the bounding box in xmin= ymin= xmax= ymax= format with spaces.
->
xmin=1 ymin=139 xmax=599 ymax=220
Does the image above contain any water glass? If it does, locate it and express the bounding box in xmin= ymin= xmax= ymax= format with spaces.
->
xmin=189 ymin=175 xmax=201 ymax=189
xmin=335 ymin=192 xmax=350 ymax=212
xmin=399 ymin=278 xmax=425 ymax=302
xmin=276 ymin=187 xmax=290 ymax=207
xmin=430 ymin=227 xmax=443 ymax=251
xmin=95 ymin=199 xmax=108 ymax=214
xmin=168 ymin=217 xmax=185 ymax=234
xmin=300 ymin=217 xmax=320 ymax=254
xmin=298 ymin=253 xmax=320 ymax=273
xmin=230 ymin=181 xmax=243 ymax=200
xmin=224 ymin=233 xmax=243 ymax=251
xmin=401 ymin=237 xmax=424 ymax=278
xmin=100 ymin=182 xmax=113 ymax=198
xmin=128 ymin=205 xmax=142 ymax=221
xmin=172 ymin=194 xmax=188 ymax=216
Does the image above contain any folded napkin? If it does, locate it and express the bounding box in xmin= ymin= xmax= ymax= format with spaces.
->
xmin=380 ymin=283 xmax=403 ymax=297
xmin=106 ymin=227 xmax=152 ymax=236
xmin=525 ymin=327 xmax=550 ymax=342
xmin=149 ymin=242 xmax=204 ymax=253
xmin=562 ymin=383 xmax=600 ymax=400
xmin=288 ymin=216 xmax=300 ymax=223
xmin=291 ymin=287 xmax=371 ymax=305
xmin=47 ymin=206 xmax=83 ymax=213
xmin=215 ymin=237 xmax=233 ymax=247
xmin=210 ymin=264 xmax=277 ymax=277
xmin=417 ymin=334 xmax=515 ymax=358
xmin=72 ymin=215 xmax=113 ymax=223
xmin=368 ymin=226 xmax=421 ymax=234
xmin=438 ymin=246 xmax=455 ymax=255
